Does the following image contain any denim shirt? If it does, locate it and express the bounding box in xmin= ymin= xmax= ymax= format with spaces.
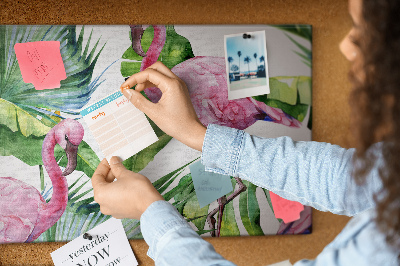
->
xmin=140 ymin=124 xmax=399 ymax=265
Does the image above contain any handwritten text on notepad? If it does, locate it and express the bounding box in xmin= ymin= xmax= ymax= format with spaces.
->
xmin=81 ymin=91 xmax=158 ymax=161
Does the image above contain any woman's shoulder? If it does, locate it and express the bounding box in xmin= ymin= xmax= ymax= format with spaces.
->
xmin=320 ymin=209 xmax=399 ymax=265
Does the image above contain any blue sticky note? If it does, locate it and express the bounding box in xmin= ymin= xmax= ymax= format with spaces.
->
xmin=189 ymin=160 xmax=233 ymax=208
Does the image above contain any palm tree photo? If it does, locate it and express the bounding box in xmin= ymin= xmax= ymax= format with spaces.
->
xmin=244 ymin=56 xmax=251 ymax=78
xmin=253 ymin=53 xmax=258 ymax=74
xmin=228 ymin=56 xmax=234 ymax=73
xmin=237 ymin=51 xmax=242 ymax=78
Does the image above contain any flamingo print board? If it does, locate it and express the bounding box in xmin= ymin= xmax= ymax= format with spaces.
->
xmin=0 ymin=24 xmax=312 ymax=243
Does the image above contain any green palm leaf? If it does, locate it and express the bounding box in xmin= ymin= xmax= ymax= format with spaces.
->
xmin=121 ymin=25 xmax=195 ymax=76
xmin=183 ymin=193 xmax=209 ymax=231
xmin=0 ymin=123 xmax=100 ymax=178
xmin=121 ymin=25 xmax=195 ymax=172
xmin=0 ymin=25 xmax=104 ymax=173
xmin=239 ymin=180 xmax=264 ymax=236
xmin=273 ymin=25 xmax=312 ymax=42
xmin=253 ymin=76 xmax=311 ymax=123
xmin=219 ymin=178 xmax=240 ymax=236
xmin=35 ymin=174 xmax=108 ymax=242
xmin=0 ymin=25 xmax=105 ymax=135
xmin=0 ymin=98 xmax=51 ymax=137
xmin=273 ymin=25 xmax=312 ymax=69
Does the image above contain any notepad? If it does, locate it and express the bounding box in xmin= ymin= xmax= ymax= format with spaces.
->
xmin=81 ymin=91 xmax=158 ymax=161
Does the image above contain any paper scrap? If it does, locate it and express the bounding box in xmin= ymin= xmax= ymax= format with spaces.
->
xmin=80 ymin=91 xmax=158 ymax=161
xmin=268 ymin=260 xmax=293 ymax=266
xmin=14 ymin=41 xmax=67 ymax=90
xmin=269 ymin=191 xmax=304 ymax=223
xmin=189 ymin=160 xmax=233 ymax=208
xmin=51 ymin=218 xmax=138 ymax=266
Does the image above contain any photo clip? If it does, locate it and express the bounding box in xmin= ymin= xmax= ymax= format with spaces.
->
xmin=242 ymin=33 xmax=252 ymax=39
xmin=83 ymin=233 xmax=95 ymax=240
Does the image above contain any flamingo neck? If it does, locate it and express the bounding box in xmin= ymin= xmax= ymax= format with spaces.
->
xmin=141 ymin=25 xmax=166 ymax=103
xmin=41 ymin=128 xmax=68 ymax=219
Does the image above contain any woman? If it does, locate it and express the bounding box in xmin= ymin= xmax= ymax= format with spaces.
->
xmin=91 ymin=0 xmax=400 ymax=264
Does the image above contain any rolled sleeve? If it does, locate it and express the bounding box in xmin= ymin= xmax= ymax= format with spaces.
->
xmin=201 ymin=124 xmax=381 ymax=216
xmin=140 ymin=200 xmax=235 ymax=265
xmin=201 ymin=124 xmax=245 ymax=176
xmin=140 ymin=200 xmax=191 ymax=259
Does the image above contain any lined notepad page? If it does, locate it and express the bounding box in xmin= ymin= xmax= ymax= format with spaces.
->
xmin=81 ymin=91 xmax=158 ymax=161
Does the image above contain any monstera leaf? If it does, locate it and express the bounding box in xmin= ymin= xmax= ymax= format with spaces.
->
xmin=253 ymin=76 xmax=311 ymax=124
xmin=121 ymin=25 xmax=195 ymax=77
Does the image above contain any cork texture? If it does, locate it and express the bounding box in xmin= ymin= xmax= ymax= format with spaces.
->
xmin=0 ymin=0 xmax=353 ymax=265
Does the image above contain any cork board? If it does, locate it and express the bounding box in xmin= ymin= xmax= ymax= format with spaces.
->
xmin=0 ymin=0 xmax=352 ymax=265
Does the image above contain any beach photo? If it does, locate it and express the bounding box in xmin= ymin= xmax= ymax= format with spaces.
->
xmin=224 ymin=30 xmax=270 ymax=100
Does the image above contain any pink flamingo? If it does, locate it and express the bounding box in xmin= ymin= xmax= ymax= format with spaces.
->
xmin=131 ymin=25 xmax=301 ymax=130
xmin=130 ymin=25 xmax=303 ymax=236
xmin=0 ymin=119 xmax=84 ymax=243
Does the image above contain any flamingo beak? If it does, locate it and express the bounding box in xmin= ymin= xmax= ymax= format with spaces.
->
xmin=62 ymin=140 xmax=79 ymax=176
xmin=130 ymin=25 xmax=147 ymax=57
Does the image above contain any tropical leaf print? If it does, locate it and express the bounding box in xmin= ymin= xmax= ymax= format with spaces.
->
xmin=219 ymin=178 xmax=240 ymax=237
xmin=0 ymin=25 xmax=104 ymax=123
xmin=121 ymin=25 xmax=195 ymax=77
xmin=120 ymin=25 xmax=195 ymax=172
xmin=35 ymin=174 xmax=108 ymax=242
xmin=239 ymin=180 xmax=264 ymax=236
xmin=0 ymin=25 xmax=105 ymax=170
xmin=0 ymin=123 xmax=99 ymax=178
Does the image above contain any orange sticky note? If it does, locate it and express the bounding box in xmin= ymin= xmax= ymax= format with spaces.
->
xmin=270 ymin=191 xmax=304 ymax=223
xmin=14 ymin=41 xmax=67 ymax=90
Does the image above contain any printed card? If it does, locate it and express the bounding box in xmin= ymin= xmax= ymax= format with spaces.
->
xmin=14 ymin=41 xmax=67 ymax=90
xmin=80 ymin=91 xmax=158 ymax=161
xmin=224 ymin=30 xmax=270 ymax=100
xmin=189 ymin=160 xmax=233 ymax=208
xmin=51 ymin=218 xmax=138 ymax=266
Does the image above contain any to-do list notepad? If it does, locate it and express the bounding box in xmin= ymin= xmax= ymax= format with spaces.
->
xmin=81 ymin=91 xmax=158 ymax=161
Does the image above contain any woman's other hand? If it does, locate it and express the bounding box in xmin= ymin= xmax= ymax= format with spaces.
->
xmin=91 ymin=157 xmax=164 ymax=220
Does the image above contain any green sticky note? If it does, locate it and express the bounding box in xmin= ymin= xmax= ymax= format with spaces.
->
xmin=189 ymin=161 xmax=233 ymax=208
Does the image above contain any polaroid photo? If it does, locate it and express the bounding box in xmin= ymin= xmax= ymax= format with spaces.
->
xmin=224 ymin=30 xmax=270 ymax=100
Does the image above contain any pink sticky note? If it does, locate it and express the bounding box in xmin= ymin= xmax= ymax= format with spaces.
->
xmin=14 ymin=41 xmax=67 ymax=90
xmin=270 ymin=191 xmax=304 ymax=223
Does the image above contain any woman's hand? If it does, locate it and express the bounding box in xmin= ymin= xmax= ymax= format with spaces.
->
xmin=91 ymin=157 xmax=164 ymax=220
xmin=120 ymin=61 xmax=206 ymax=151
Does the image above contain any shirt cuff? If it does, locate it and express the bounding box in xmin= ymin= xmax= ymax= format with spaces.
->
xmin=140 ymin=200 xmax=192 ymax=259
xmin=201 ymin=124 xmax=245 ymax=176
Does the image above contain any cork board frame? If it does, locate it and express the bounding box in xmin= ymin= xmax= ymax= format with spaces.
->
xmin=0 ymin=0 xmax=352 ymax=265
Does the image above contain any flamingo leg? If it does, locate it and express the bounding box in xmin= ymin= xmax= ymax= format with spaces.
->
xmin=216 ymin=197 xmax=227 ymax=237
xmin=206 ymin=177 xmax=247 ymax=237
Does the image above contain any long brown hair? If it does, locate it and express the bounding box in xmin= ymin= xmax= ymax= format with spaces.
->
xmin=350 ymin=0 xmax=400 ymax=253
